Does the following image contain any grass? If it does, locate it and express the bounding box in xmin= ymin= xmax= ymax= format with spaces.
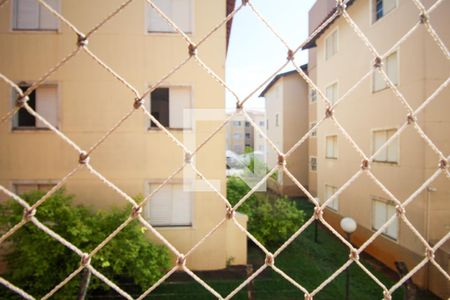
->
xmin=143 ymin=198 xmax=415 ymax=300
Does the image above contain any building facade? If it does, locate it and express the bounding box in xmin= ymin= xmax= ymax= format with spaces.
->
xmin=259 ymin=69 xmax=310 ymax=197
xmin=0 ymin=0 xmax=247 ymax=270
xmin=225 ymin=110 xmax=264 ymax=155
xmin=307 ymin=0 xmax=449 ymax=296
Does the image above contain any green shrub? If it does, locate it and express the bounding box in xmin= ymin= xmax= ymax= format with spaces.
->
xmin=0 ymin=189 xmax=170 ymax=298
xmin=227 ymin=177 xmax=305 ymax=250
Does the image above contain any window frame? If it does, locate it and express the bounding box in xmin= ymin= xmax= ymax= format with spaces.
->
xmin=309 ymin=156 xmax=317 ymax=172
xmin=147 ymin=85 xmax=193 ymax=131
xmin=11 ymin=82 xmax=60 ymax=131
xmin=324 ymin=184 xmax=339 ymax=212
xmin=371 ymin=198 xmax=399 ymax=241
xmin=325 ymin=135 xmax=338 ymax=159
xmin=324 ymin=27 xmax=339 ymax=61
xmin=325 ymin=81 xmax=339 ymax=105
xmin=11 ymin=0 xmax=60 ymax=32
xmin=372 ymin=50 xmax=400 ymax=93
xmin=145 ymin=0 xmax=194 ymax=35
xmin=144 ymin=180 xmax=194 ymax=228
xmin=309 ymin=88 xmax=317 ymax=103
xmin=12 ymin=180 xmax=58 ymax=195
xmin=370 ymin=0 xmax=398 ymax=24
xmin=309 ymin=122 xmax=317 ymax=138
xmin=371 ymin=127 xmax=400 ymax=165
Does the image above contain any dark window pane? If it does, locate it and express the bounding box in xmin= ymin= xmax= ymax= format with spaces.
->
xmin=151 ymin=88 xmax=169 ymax=128
xmin=17 ymin=85 xmax=36 ymax=127
xmin=376 ymin=0 xmax=383 ymax=20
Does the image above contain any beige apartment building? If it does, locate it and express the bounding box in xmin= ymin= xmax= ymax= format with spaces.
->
xmin=225 ymin=110 xmax=264 ymax=155
xmin=259 ymin=68 xmax=310 ymax=196
xmin=0 ymin=0 xmax=248 ymax=270
xmin=306 ymin=0 xmax=449 ymax=296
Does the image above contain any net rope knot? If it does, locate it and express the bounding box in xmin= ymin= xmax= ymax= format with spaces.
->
xmin=349 ymin=249 xmax=359 ymax=261
xmin=426 ymin=248 xmax=434 ymax=260
xmin=287 ymin=49 xmax=294 ymax=61
xmin=188 ymin=44 xmax=197 ymax=56
xmin=439 ymin=159 xmax=447 ymax=169
xmin=325 ymin=106 xmax=333 ymax=118
xmin=185 ymin=152 xmax=193 ymax=164
xmin=77 ymin=34 xmax=89 ymax=47
xmin=133 ymin=97 xmax=144 ymax=109
xmin=395 ymin=205 xmax=406 ymax=218
xmin=419 ymin=12 xmax=428 ymax=24
xmin=225 ymin=206 xmax=235 ymax=220
xmin=406 ymin=113 xmax=416 ymax=124
xmin=278 ymin=154 xmax=286 ymax=167
xmin=176 ymin=254 xmax=186 ymax=268
xmin=235 ymin=101 xmax=244 ymax=111
xmin=265 ymin=253 xmax=274 ymax=266
xmin=241 ymin=0 xmax=249 ymax=5
xmin=80 ymin=253 xmax=91 ymax=266
xmin=373 ymin=56 xmax=383 ymax=69
xmin=79 ymin=152 xmax=90 ymax=164
xmin=23 ymin=208 xmax=36 ymax=221
xmin=361 ymin=159 xmax=370 ymax=170
xmin=383 ymin=290 xmax=392 ymax=300
xmin=336 ymin=0 xmax=347 ymax=15
xmin=131 ymin=206 xmax=142 ymax=219
xmin=314 ymin=206 xmax=323 ymax=220
xmin=304 ymin=293 xmax=313 ymax=300
xmin=15 ymin=94 xmax=29 ymax=107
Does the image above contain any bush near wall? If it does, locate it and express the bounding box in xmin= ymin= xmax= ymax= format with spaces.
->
xmin=227 ymin=176 xmax=305 ymax=250
xmin=0 ymin=189 xmax=169 ymax=298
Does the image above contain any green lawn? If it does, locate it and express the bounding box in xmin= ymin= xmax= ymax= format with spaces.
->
xmin=144 ymin=198 xmax=415 ymax=300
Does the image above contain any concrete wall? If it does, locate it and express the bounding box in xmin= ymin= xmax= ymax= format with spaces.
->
xmin=313 ymin=0 xmax=449 ymax=294
xmin=0 ymin=0 xmax=247 ymax=270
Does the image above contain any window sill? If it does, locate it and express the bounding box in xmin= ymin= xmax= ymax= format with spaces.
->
xmin=371 ymin=228 xmax=398 ymax=242
xmin=146 ymin=31 xmax=193 ymax=36
xmin=11 ymin=29 xmax=59 ymax=33
xmin=12 ymin=127 xmax=55 ymax=132
xmin=372 ymin=84 xmax=398 ymax=94
xmin=152 ymin=225 xmax=192 ymax=229
xmin=373 ymin=160 xmax=399 ymax=165
xmin=147 ymin=127 xmax=192 ymax=132
xmin=325 ymin=156 xmax=338 ymax=160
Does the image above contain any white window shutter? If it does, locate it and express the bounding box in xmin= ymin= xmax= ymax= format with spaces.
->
xmin=39 ymin=0 xmax=59 ymax=30
xmin=386 ymin=130 xmax=398 ymax=162
xmin=15 ymin=0 xmax=39 ymax=29
xmin=383 ymin=0 xmax=396 ymax=15
xmin=386 ymin=203 xmax=398 ymax=239
xmin=148 ymin=0 xmax=172 ymax=32
xmin=373 ymin=201 xmax=386 ymax=230
xmin=373 ymin=131 xmax=386 ymax=161
xmin=172 ymin=0 xmax=191 ymax=33
xmin=326 ymin=137 xmax=333 ymax=157
xmin=171 ymin=184 xmax=191 ymax=225
xmin=386 ymin=52 xmax=398 ymax=85
xmin=169 ymin=86 xmax=191 ymax=129
xmin=36 ymin=85 xmax=58 ymax=128
xmin=149 ymin=184 xmax=172 ymax=226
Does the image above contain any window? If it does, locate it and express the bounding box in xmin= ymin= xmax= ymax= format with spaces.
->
xmin=147 ymin=0 xmax=192 ymax=33
xmin=372 ymin=129 xmax=399 ymax=163
xmin=233 ymin=145 xmax=242 ymax=153
xmin=14 ymin=182 xmax=55 ymax=195
xmin=245 ymin=133 xmax=250 ymax=138
xmin=13 ymin=0 xmax=59 ymax=31
xmin=372 ymin=199 xmax=398 ymax=240
xmin=13 ymin=84 xmax=58 ymax=129
xmin=146 ymin=183 xmax=192 ymax=226
xmin=326 ymin=135 xmax=338 ymax=159
xmin=149 ymin=87 xmax=191 ymax=129
xmin=325 ymin=82 xmax=338 ymax=104
xmin=325 ymin=29 xmax=338 ymax=60
xmin=245 ymin=121 xmax=250 ymax=127
xmin=373 ymin=0 xmax=397 ymax=22
xmin=310 ymin=122 xmax=317 ymax=137
xmin=275 ymin=113 xmax=279 ymax=127
xmin=373 ymin=51 xmax=398 ymax=92
xmin=266 ymin=119 xmax=269 ymax=130
xmin=310 ymin=88 xmax=317 ymax=102
xmin=233 ymin=133 xmax=241 ymax=140
xmin=325 ymin=185 xmax=338 ymax=211
xmin=259 ymin=121 xmax=264 ymax=127
xmin=233 ymin=121 xmax=241 ymax=126
xmin=310 ymin=157 xmax=317 ymax=171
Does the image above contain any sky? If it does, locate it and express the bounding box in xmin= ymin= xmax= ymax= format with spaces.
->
xmin=225 ymin=0 xmax=316 ymax=111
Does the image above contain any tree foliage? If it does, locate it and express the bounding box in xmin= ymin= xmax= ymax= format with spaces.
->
xmin=0 ymin=189 xmax=169 ymax=298
xmin=227 ymin=176 xmax=305 ymax=250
